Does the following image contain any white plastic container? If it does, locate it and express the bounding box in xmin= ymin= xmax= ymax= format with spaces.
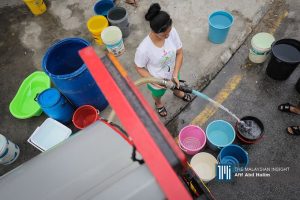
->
xmin=190 ymin=152 xmax=218 ymax=182
xmin=101 ymin=26 xmax=125 ymax=56
xmin=249 ymin=32 xmax=275 ymax=63
xmin=0 ymin=134 xmax=20 ymax=165
xmin=28 ymin=118 xmax=72 ymax=151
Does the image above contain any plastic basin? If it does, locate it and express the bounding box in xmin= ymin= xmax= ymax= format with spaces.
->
xmin=9 ymin=71 xmax=50 ymax=119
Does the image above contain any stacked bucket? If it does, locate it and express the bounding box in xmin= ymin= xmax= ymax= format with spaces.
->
xmin=87 ymin=16 xmax=109 ymax=46
xmin=0 ymin=134 xmax=20 ymax=165
xmin=107 ymin=7 xmax=130 ymax=38
xmin=247 ymin=32 xmax=300 ymax=93
xmin=86 ymin=1 xmax=130 ymax=57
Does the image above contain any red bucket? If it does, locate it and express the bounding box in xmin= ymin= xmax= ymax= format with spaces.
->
xmin=72 ymin=105 xmax=100 ymax=129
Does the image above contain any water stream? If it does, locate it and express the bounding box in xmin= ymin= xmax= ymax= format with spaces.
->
xmin=192 ymin=90 xmax=241 ymax=122
xmin=191 ymin=90 xmax=257 ymax=134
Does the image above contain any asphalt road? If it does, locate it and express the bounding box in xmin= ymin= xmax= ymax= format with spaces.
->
xmin=167 ymin=0 xmax=300 ymax=199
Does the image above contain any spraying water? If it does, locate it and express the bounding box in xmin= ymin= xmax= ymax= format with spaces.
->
xmin=192 ymin=90 xmax=241 ymax=121
xmin=191 ymin=90 xmax=254 ymax=132
xmin=192 ymin=89 xmax=257 ymax=135
xmin=237 ymin=120 xmax=262 ymax=139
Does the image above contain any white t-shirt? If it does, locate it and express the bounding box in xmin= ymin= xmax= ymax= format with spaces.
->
xmin=134 ymin=27 xmax=182 ymax=80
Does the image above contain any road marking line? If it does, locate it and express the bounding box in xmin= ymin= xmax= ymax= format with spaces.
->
xmin=191 ymin=75 xmax=242 ymax=126
xmin=270 ymin=10 xmax=288 ymax=34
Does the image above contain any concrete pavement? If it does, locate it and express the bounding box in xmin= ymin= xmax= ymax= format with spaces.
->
xmin=0 ymin=0 xmax=275 ymax=175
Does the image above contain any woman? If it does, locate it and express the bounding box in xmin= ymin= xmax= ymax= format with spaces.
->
xmin=134 ymin=3 xmax=191 ymax=117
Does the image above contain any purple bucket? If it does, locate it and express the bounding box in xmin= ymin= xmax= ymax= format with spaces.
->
xmin=178 ymin=125 xmax=206 ymax=155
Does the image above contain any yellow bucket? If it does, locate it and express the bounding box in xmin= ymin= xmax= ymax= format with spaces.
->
xmin=23 ymin=0 xmax=47 ymax=16
xmin=87 ymin=16 xmax=109 ymax=45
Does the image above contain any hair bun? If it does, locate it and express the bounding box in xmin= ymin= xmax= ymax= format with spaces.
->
xmin=145 ymin=3 xmax=161 ymax=21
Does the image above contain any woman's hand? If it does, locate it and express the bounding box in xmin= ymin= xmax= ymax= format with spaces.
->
xmin=172 ymin=76 xmax=180 ymax=88
xmin=152 ymin=83 xmax=167 ymax=89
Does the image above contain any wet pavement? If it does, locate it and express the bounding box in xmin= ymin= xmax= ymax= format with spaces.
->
xmin=167 ymin=0 xmax=300 ymax=199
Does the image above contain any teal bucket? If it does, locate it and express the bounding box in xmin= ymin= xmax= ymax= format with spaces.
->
xmin=208 ymin=10 xmax=234 ymax=44
xmin=218 ymin=144 xmax=249 ymax=167
xmin=206 ymin=120 xmax=235 ymax=151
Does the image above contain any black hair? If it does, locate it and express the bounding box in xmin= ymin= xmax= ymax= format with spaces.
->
xmin=145 ymin=3 xmax=172 ymax=33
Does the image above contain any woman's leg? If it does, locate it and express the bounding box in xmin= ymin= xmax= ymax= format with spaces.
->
xmin=153 ymin=95 xmax=163 ymax=107
xmin=147 ymin=84 xmax=167 ymax=117
xmin=173 ymin=89 xmax=183 ymax=97
xmin=290 ymin=105 xmax=300 ymax=115
xmin=278 ymin=102 xmax=300 ymax=115
xmin=173 ymin=89 xmax=192 ymax=102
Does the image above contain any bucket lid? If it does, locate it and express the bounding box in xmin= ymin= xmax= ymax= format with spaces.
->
xmin=251 ymin=32 xmax=275 ymax=52
xmin=37 ymin=88 xmax=61 ymax=108
xmin=0 ymin=134 xmax=7 ymax=155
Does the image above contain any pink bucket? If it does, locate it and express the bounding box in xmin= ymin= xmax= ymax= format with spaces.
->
xmin=178 ymin=125 xmax=206 ymax=155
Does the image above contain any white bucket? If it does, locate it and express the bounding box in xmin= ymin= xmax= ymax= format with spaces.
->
xmin=0 ymin=134 xmax=20 ymax=165
xmin=101 ymin=26 xmax=125 ymax=57
xmin=249 ymin=32 xmax=275 ymax=64
xmin=28 ymin=118 xmax=72 ymax=152
xmin=190 ymin=152 xmax=218 ymax=183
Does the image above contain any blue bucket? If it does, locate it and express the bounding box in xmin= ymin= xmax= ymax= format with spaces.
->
xmin=208 ymin=10 xmax=234 ymax=44
xmin=219 ymin=144 xmax=249 ymax=167
xmin=206 ymin=120 xmax=235 ymax=151
xmin=94 ymin=0 xmax=114 ymax=16
xmin=36 ymin=88 xmax=74 ymax=123
xmin=42 ymin=38 xmax=108 ymax=111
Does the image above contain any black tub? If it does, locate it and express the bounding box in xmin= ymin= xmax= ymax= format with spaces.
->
xmin=266 ymin=39 xmax=300 ymax=80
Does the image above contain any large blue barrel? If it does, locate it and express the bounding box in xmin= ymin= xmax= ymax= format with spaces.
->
xmin=42 ymin=38 xmax=108 ymax=111
xmin=37 ymin=88 xmax=75 ymax=123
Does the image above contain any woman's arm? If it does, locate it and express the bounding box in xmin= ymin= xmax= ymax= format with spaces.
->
xmin=135 ymin=65 xmax=166 ymax=88
xmin=172 ymin=48 xmax=183 ymax=87
xmin=135 ymin=65 xmax=152 ymax=78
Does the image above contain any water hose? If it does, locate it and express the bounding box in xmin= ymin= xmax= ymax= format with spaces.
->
xmin=107 ymin=77 xmax=176 ymax=123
